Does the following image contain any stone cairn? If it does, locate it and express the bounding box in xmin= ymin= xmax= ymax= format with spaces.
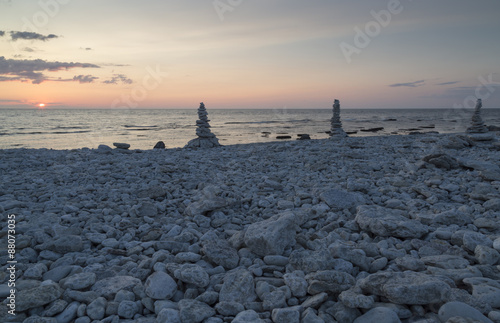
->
xmin=330 ymin=99 xmax=347 ymax=138
xmin=466 ymin=99 xmax=488 ymax=133
xmin=185 ymin=102 xmax=221 ymax=148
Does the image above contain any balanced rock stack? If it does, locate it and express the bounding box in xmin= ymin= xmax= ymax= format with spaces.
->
xmin=330 ymin=99 xmax=347 ymax=138
xmin=185 ymin=102 xmax=221 ymax=148
xmin=466 ymin=99 xmax=489 ymax=134
xmin=466 ymin=99 xmax=494 ymax=141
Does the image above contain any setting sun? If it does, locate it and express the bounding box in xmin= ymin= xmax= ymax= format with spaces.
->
xmin=38 ymin=103 xmax=45 ymax=108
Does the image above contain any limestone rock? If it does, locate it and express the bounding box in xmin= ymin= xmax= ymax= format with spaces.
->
xmin=244 ymin=211 xmax=298 ymax=256
xmin=17 ymin=283 xmax=63 ymax=312
xmin=355 ymin=205 xmax=429 ymax=239
xmin=438 ymin=301 xmax=493 ymax=323
xmin=219 ymin=269 xmax=257 ymax=305
xmin=91 ymin=276 xmax=141 ymax=299
xmin=353 ymin=307 xmax=401 ymax=323
xmin=178 ymin=299 xmax=216 ymax=323
xmin=144 ymin=271 xmax=177 ymax=300
xmin=359 ymin=271 xmax=451 ymax=305
xmin=423 ymin=153 xmax=459 ymax=170
xmin=174 ymin=264 xmax=210 ymax=288
xmin=319 ymin=189 xmax=364 ymax=211
xmin=201 ymin=232 xmax=239 ymax=270
xmin=232 ymin=310 xmax=265 ymax=323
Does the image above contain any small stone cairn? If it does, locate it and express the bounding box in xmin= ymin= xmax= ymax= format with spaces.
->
xmin=466 ymin=99 xmax=488 ymax=134
xmin=330 ymin=99 xmax=347 ymax=138
xmin=466 ymin=99 xmax=495 ymax=141
xmin=185 ymin=102 xmax=221 ymax=148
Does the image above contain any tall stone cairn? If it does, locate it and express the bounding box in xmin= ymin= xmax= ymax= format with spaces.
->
xmin=330 ymin=99 xmax=347 ymax=138
xmin=466 ymin=99 xmax=488 ymax=133
xmin=184 ymin=102 xmax=221 ymax=148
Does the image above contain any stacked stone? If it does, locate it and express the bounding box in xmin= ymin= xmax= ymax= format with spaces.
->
xmin=330 ymin=99 xmax=347 ymax=138
xmin=185 ymin=102 xmax=221 ymax=148
xmin=466 ymin=99 xmax=489 ymax=133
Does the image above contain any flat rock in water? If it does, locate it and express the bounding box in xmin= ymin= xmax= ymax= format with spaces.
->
xmin=113 ymin=142 xmax=131 ymax=149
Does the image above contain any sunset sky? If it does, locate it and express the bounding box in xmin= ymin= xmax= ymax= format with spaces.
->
xmin=1 ymin=0 xmax=499 ymax=109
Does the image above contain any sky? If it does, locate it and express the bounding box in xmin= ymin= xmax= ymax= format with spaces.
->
xmin=0 ymin=0 xmax=499 ymax=109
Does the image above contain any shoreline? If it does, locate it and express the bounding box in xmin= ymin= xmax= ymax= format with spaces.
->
xmin=1 ymin=132 xmax=500 ymax=322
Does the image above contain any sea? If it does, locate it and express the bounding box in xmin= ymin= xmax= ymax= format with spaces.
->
xmin=1 ymin=108 xmax=500 ymax=150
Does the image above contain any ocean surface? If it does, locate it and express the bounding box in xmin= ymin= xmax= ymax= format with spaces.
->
xmin=1 ymin=108 xmax=500 ymax=150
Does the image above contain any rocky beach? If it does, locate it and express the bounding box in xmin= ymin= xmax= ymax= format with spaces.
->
xmin=1 ymin=132 xmax=500 ymax=323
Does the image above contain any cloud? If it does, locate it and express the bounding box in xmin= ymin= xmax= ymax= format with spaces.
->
xmin=22 ymin=47 xmax=36 ymax=52
xmin=0 ymin=30 xmax=5 ymax=37
xmin=73 ymin=75 xmax=98 ymax=83
xmin=10 ymin=31 xmax=58 ymax=41
xmin=0 ymin=56 xmax=100 ymax=84
xmin=389 ymin=80 xmax=426 ymax=88
xmin=103 ymin=74 xmax=133 ymax=85
xmin=437 ymin=81 xmax=460 ymax=86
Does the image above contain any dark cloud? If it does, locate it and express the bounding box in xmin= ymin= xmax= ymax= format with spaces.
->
xmin=73 ymin=75 xmax=98 ymax=83
xmin=22 ymin=47 xmax=36 ymax=52
xmin=10 ymin=31 xmax=58 ymax=41
xmin=389 ymin=80 xmax=425 ymax=88
xmin=0 ymin=56 xmax=99 ymax=84
xmin=437 ymin=81 xmax=460 ymax=86
xmin=0 ymin=31 xmax=5 ymax=37
xmin=103 ymin=74 xmax=133 ymax=85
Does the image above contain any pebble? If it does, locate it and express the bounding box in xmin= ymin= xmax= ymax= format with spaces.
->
xmin=2 ymin=133 xmax=500 ymax=322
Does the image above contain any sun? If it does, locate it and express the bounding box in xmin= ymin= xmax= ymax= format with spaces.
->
xmin=38 ymin=103 xmax=45 ymax=109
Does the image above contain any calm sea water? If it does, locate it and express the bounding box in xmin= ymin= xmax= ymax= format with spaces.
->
xmin=1 ymin=108 xmax=500 ymax=150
